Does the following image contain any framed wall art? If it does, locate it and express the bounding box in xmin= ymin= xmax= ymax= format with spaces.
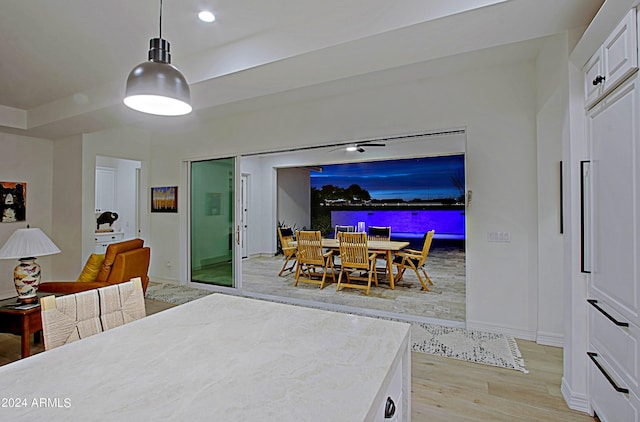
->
xmin=0 ymin=181 xmax=27 ymax=223
xmin=151 ymin=186 xmax=178 ymax=213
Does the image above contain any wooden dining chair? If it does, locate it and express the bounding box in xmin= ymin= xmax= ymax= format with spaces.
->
xmin=367 ymin=226 xmax=392 ymax=276
xmin=41 ymin=289 xmax=103 ymax=350
xmin=98 ymin=277 xmax=146 ymax=330
xmin=277 ymin=227 xmax=297 ymax=276
xmin=392 ymin=230 xmax=435 ymax=291
xmin=336 ymin=232 xmax=378 ymax=295
xmin=334 ymin=225 xmax=355 ymax=238
xmin=367 ymin=226 xmax=391 ymax=241
xmin=294 ymin=230 xmax=335 ymax=289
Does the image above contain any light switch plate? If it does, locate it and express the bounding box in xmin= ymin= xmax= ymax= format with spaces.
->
xmin=488 ymin=231 xmax=511 ymax=242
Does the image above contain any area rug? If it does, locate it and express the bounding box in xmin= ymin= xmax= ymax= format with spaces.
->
xmin=145 ymin=283 xmax=527 ymax=373
xmin=410 ymin=322 xmax=527 ymax=373
xmin=146 ymin=282 xmax=214 ymax=305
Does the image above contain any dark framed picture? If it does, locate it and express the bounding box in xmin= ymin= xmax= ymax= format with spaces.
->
xmin=0 ymin=181 xmax=27 ymax=223
xmin=151 ymin=186 xmax=178 ymax=213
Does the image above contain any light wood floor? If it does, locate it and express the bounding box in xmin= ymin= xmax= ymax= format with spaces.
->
xmin=0 ymin=298 xmax=594 ymax=421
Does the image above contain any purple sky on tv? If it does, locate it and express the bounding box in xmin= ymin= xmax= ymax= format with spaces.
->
xmin=310 ymin=155 xmax=464 ymax=201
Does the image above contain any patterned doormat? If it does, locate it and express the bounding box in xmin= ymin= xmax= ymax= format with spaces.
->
xmin=145 ymin=283 xmax=527 ymax=373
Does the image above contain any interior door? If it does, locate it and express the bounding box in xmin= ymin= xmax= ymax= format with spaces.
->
xmin=190 ymin=157 xmax=236 ymax=287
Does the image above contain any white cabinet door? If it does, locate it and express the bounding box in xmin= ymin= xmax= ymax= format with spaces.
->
xmin=585 ymin=50 xmax=604 ymax=107
xmin=585 ymin=9 xmax=638 ymax=108
xmin=588 ymin=73 xmax=640 ymax=420
xmin=588 ymin=75 xmax=640 ymax=327
xmin=603 ymin=9 xmax=638 ymax=92
xmin=95 ymin=166 xmax=116 ymax=213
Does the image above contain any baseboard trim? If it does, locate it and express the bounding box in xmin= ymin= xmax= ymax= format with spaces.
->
xmin=466 ymin=320 xmax=536 ymax=340
xmin=561 ymin=377 xmax=591 ymax=414
xmin=536 ymin=331 xmax=564 ymax=347
xmin=149 ymin=277 xmax=180 ymax=285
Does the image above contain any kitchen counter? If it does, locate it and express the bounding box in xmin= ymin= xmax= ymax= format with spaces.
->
xmin=0 ymin=294 xmax=411 ymax=421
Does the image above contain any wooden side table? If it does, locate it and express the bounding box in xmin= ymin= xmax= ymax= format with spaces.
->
xmin=0 ymin=297 xmax=43 ymax=358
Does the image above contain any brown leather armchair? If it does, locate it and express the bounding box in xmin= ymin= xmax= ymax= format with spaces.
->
xmin=39 ymin=238 xmax=151 ymax=295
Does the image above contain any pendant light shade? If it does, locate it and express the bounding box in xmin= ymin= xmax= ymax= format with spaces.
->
xmin=124 ymin=1 xmax=192 ymax=116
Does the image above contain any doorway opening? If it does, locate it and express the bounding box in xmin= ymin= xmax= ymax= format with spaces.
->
xmin=95 ymin=156 xmax=142 ymax=248
xmin=239 ymin=130 xmax=467 ymax=324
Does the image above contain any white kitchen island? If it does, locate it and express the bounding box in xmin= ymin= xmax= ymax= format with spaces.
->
xmin=0 ymin=294 xmax=411 ymax=421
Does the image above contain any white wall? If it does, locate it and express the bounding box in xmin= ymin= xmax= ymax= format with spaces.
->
xmin=149 ymin=57 xmax=549 ymax=338
xmin=0 ymin=133 xmax=54 ymax=297
xmin=277 ymin=167 xmax=311 ymax=232
xmin=52 ymin=134 xmax=84 ymax=280
xmin=535 ymin=34 xmax=569 ymax=346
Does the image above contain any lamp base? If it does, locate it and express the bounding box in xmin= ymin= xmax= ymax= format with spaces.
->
xmin=18 ymin=296 xmax=38 ymax=305
xmin=14 ymin=257 xmax=41 ymax=303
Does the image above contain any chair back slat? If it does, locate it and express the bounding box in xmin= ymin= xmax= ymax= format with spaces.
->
xmin=338 ymin=232 xmax=370 ymax=269
xmin=367 ymin=226 xmax=391 ymax=242
xmin=296 ymin=231 xmax=325 ymax=264
xmin=418 ymin=230 xmax=435 ymax=265
xmin=278 ymin=227 xmax=295 ymax=249
xmin=334 ymin=225 xmax=355 ymax=238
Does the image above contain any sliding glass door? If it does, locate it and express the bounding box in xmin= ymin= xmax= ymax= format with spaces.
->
xmin=190 ymin=157 xmax=236 ymax=287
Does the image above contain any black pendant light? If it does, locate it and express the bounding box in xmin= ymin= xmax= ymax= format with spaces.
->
xmin=124 ymin=0 xmax=192 ymax=116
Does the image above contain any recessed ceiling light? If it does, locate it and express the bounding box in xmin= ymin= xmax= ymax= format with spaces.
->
xmin=198 ymin=11 xmax=216 ymax=23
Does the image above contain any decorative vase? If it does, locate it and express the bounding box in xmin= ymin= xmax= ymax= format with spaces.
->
xmin=13 ymin=257 xmax=41 ymax=303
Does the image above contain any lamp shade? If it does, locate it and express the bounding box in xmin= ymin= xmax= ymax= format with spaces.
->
xmin=124 ymin=38 xmax=192 ymax=116
xmin=0 ymin=228 xmax=61 ymax=259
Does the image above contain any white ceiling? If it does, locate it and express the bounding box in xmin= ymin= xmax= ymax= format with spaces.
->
xmin=0 ymin=0 xmax=604 ymax=139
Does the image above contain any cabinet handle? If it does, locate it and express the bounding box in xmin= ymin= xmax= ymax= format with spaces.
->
xmin=592 ymin=75 xmax=606 ymax=85
xmin=587 ymin=299 xmax=629 ymax=327
xmin=384 ymin=397 xmax=396 ymax=418
xmin=587 ymin=352 xmax=629 ymax=393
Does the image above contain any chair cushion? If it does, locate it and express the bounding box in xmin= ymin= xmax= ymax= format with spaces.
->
xmin=280 ymin=227 xmax=293 ymax=237
xmin=76 ymin=253 xmax=106 ymax=282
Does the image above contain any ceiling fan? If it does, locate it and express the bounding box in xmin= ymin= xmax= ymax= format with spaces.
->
xmin=342 ymin=143 xmax=386 ymax=153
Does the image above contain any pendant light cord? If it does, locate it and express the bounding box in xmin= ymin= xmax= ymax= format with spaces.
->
xmin=159 ymin=0 xmax=163 ymax=39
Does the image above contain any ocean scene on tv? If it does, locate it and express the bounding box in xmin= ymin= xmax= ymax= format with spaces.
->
xmin=310 ymin=155 xmax=465 ymax=248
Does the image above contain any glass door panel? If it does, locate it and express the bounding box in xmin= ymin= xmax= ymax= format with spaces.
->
xmin=190 ymin=157 xmax=235 ymax=287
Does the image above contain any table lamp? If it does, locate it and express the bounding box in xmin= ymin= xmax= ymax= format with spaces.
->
xmin=0 ymin=226 xmax=61 ymax=303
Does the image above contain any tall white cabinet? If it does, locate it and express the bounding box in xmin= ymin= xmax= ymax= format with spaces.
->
xmin=584 ymin=8 xmax=640 ymax=421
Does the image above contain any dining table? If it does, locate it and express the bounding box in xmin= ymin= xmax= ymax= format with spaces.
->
xmin=0 ymin=294 xmax=411 ymax=421
xmin=319 ymin=238 xmax=409 ymax=289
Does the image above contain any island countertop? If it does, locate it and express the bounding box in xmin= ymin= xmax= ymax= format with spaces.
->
xmin=0 ymin=294 xmax=411 ymax=421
